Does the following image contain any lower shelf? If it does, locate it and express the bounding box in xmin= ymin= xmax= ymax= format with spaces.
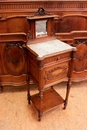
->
xmin=31 ymin=88 xmax=64 ymax=113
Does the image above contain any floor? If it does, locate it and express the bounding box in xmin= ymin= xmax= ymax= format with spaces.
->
xmin=0 ymin=81 xmax=87 ymax=130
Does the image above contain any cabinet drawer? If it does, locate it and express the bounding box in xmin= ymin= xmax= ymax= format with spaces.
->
xmin=43 ymin=52 xmax=71 ymax=65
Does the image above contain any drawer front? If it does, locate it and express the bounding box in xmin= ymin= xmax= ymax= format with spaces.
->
xmin=43 ymin=61 xmax=69 ymax=86
xmin=43 ymin=52 xmax=70 ymax=65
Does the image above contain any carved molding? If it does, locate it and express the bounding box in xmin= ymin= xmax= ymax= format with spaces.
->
xmin=27 ymin=30 xmax=33 ymax=40
xmin=51 ymin=26 xmax=55 ymax=36
xmin=1 ymin=1 xmax=87 ymax=12
xmin=0 ymin=34 xmax=27 ymax=42
xmin=0 ymin=74 xmax=27 ymax=86
xmin=55 ymin=31 xmax=87 ymax=42
xmin=38 ymin=60 xmax=44 ymax=69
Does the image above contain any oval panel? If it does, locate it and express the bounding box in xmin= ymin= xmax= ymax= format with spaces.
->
xmin=74 ymin=43 xmax=87 ymax=72
xmin=4 ymin=42 xmax=26 ymax=75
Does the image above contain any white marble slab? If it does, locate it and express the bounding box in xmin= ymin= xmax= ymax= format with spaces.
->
xmin=27 ymin=39 xmax=76 ymax=58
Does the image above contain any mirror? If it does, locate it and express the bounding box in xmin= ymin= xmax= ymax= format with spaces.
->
xmin=36 ymin=20 xmax=47 ymax=37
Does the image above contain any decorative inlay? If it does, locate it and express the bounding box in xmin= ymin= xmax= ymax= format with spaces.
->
xmin=44 ymin=65 xmax=67 ymax=81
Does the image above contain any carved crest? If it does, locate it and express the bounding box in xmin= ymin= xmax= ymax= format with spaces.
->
xmin=34 ymin=7 xmax=51 ymax=16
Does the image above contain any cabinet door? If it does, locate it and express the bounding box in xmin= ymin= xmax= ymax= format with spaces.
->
xmin=0 ymin=41 xmax=27 ymax=86
xmin=72 ymin=39 xmax=87 ymax=81
xmin=43 ymin=61 xmax=69 ymax=87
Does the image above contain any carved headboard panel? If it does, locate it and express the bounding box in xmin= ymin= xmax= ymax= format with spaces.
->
xmin=55 ymin=14 xmax=87 ymax=33
xmin=0 ymin=15 xmax=30 ymax=33
xmin=55 ymin=14 xmax=87 ymax=82
xmin=55 ymin=14 xmax=87 ymax=44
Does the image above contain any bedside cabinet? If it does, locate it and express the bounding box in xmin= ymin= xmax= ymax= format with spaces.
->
xmin=26 ymin=37 xmax=76 ymax=121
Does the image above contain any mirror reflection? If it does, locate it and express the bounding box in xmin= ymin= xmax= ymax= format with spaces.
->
xmin=36 ymin=20 xmax=47 ymax=37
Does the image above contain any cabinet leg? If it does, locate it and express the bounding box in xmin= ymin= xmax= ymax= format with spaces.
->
xmin=0 ymin=85 xmax=3 ymax=93
xmin=38 ymin=111 xmax=42 ymax=121
xmin=64 ymin=81 xmax=71 ymax=109
xmin=38 ymin=90 xmax=43 ymax=121
xmin=27 ymin=75 xmax=31 ymax=104
xmin=27 ymin=85 xmax=31 ymax=104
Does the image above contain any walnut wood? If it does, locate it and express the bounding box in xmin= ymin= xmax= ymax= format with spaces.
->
xmin=1 ymin=0 xmax=87 ymax=18
xmin=26 ymin=12 xmax=76 ymax=121
xmin=0 ymin=1 xmax=87 ymax=91
xmin=27 ymin=39 xmax=75 ymax=121
xmin=0 ymin=33 xmax=27 ymax=88
xmin=55 ymin=14 xmax=87 ymax=82
xmin=31 ymin=88 xmax=64 ymax=113
xmin=0 ymin=14 xmax=30 ymax=90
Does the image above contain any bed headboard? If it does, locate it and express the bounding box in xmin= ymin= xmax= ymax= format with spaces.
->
xmin=55 ymin=14 xmax=87 ymax=44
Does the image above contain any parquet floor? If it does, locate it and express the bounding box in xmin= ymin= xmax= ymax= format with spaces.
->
xmin=0 ymin=81 xmax=87 ymax=130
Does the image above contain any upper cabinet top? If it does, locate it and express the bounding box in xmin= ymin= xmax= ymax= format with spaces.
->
xmin=0 ymin=0 xmax=87 ymax=2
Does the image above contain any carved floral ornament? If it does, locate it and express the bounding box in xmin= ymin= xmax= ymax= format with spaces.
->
xmin=34 ymin=7 xmax=51 ymax=16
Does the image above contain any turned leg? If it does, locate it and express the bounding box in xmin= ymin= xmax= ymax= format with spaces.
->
xmin=64 ymin=50 xmax=75 ymax=108
xmin=38 ymin=90 xmax=43 ymax=121
xmin=38 ymin=111 xmax=43 ymax=122
xmin=64 ymin=81 xmax=72 ymax=109
xmin=27 ymin=84 xmax=31 ymax=104
xmin=64 ymin=50 xmax=75 ymax=109
xmin=0 ymin=84 xmax=3 ymax=93
xmin=27 ymin=74 xmax=31 ymax=104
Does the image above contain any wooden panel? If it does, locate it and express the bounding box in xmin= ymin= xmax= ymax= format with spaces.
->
xmin=1 ymin=1 xmax=87 ymax=18
xmin=55 ymin=14 xmax=87 ymax=33
xmin=0 ymin=16 xmax=30 ymax=33
xmin=31 ymin=88 xmax=64 ymax=113
xmin=0 ymin=0 xmax=87 ymax=89
xmin=0 ymin=34 xmax=27 ymax=88
xmin=71 ymin=38 xmax=87 ymax=82
xmin=55 ymin=14 xmax=87 ymax=82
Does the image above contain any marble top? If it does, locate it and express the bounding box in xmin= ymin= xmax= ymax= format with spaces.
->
xmin=27 ymin=39 xmax=76 ymax=58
